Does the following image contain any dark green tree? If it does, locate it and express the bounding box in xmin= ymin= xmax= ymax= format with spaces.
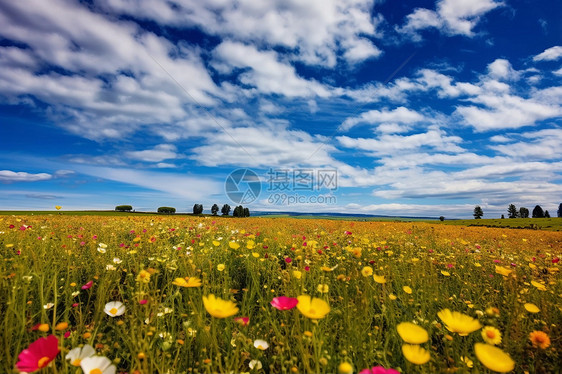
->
xmin=519 ymin=207 xmax=529 ymax=218
xmin=439 ymin=216 xmax=445 ymax=221
xmin=243 ymin=207 xmax=250 ymax=217
xmin=501 ymin=214 xmax=505 ymax=219
xmin=211 ymin=204 xmax=219 ymax=216
xmin=157 ymin=206 xmax=176 ymax=214
xmin=115 ymin=205 xmax=133 ymax=212
xmin=544 ymin=210 xmax=550 ymax=218
xmin=557 ymin=203 xmax=562 ymax=218
xmin=507 ymin=204 xmax=518 ymax=218
xmin=221 ymin=204 xmax=231 ymax=216
xmin=532 ymin=205 xmax=544 ymax=218
xmin=193 ymin=204 xmax=203 ymax=215
xmin=473 ymin=206 xmax=483 ymax=219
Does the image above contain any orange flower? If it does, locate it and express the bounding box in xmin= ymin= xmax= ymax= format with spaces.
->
xmin=529 ymin=331 xmax=550 ymax=349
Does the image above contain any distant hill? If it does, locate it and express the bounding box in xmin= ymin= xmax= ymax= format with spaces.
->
xmin=252 ymin=211 xmax=439 ymax=220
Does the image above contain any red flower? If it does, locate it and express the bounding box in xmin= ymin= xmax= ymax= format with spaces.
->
xmin=271 ymin=296 xmax=299 ymax=310
xmin=234 ymin=317 xmax=249 ymax=326
xmin=16 ymin=335 xmax=60 ymax=373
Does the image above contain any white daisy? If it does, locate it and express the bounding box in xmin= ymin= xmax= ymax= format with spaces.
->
xmin=104 ymin=301 xmax=126 ymax=317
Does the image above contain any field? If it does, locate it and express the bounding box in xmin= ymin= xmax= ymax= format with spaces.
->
xmin=1 ymin=215 xmax=561 ymax=374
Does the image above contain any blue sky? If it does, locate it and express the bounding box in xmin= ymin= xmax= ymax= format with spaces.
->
xmin=0 ymin=0 xmax=561 ymax=218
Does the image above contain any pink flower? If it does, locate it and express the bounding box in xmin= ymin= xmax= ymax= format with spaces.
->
xmin=16 ymin=335 xmax=60 ymax=373
xmin=139 ymin=299 xmax=148 ymax=305
xmin=234 ymin=317 xmax=249 ymax=326
xmin=64 ymin=331 xmax=71 ymax=338
xmin=553 ymin=257 xmax=560 ymax=264
xmin=81 ymin=281 xmax=93 ymax=290
xmin=359 ymin=366 xmax=400 ymax=374
xmin=271 ymin=296 xmax=299 ymax=310
xmin=285 ymin=257 xmax=292 ymax=263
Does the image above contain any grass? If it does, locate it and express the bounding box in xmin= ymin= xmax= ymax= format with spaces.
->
xmin=437 ymin=217 xmax=562 ymax=231
xmin=1 ymin=214 xmax=560 ymax=373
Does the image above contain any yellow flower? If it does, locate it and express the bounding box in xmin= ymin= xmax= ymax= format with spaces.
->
xmin=474 ymin=343 xmax=515 ymax=373
xmin=55 ymin=322 xmax=69 ymax=331
xmin=361 ymin=266 xmax=373 ymax=277
xmin=373 ymin=274 xmax=386 ymax=284
xmin=246 ymin=240 xmax=255 ymax=249
xmin=440 ymin=270 xmax=450 ymax=276
xmin=252 ymin=252 xmax=260 ymax=258
xmin=217 ymin=264 xmax=225 ymax=272
xmin=397 ymin=322 xmax=429 ymax=344
xmin=172 ymin=277 xmax=202 ymax=288
xmin=317 ymin=284 xmax=329 ymax=293
xmin=38 ymin=323 xmax=50 ymax=332
xmin=296 ymin=295 xmax=330 ymax=319
xmin=202 ymin=294 xmax=238 ymax=318
xmin=229 ymin=241 xmax=240 ymax=249
xmin=531 ymin=280 xmax=546 ymax=291
xmin=481 ymin=326 xmax=502 ymax=345
xmin=529 ymin=331 xmax=550 ymax=349
xmin=338 ymin=362 xmax=353 ymax=374
xmin=403 ymin=286 xmax=413 ymax=294
xmin=438 ymin=309 xmax=481 ymax=336
xmin=212 ymin=240 xmax=220 ymax=246
xmin=460 ymin=356 xmax=473 ymax=368
xmin=495 ymin=266 xmax=512 ymax=277
xmin=136 ymin=270 xmax=151 ymax=283
xmin=524 ymin=303 xmax=540 ymax=313
xmin=389 ymin=294 xmax=397 ymax=300
xmin=292 ymin=270 xmax=302 ymax=279
xmin=402 ymin=344 xmax=430 ymax=365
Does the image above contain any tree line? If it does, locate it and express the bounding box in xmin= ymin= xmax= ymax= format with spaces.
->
xmin=473 ymin=203 xmax=562 ymax=219
xmin=115 ymin=204 xmax=250 ymax=217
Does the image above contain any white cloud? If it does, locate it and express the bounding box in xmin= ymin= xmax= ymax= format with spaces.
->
xmin=340 ymin=106 xmax=425 ymax=131
xmin=338 ymin=126 xmax=464 ymax=155
xmin=77 ymin=165 xmax=221 ymax=201
xmin=126 ymin=144 xmax=178 ymax=163
xmin=533 ymin=46 xmax=562 ymax=61
xmin=212 ymin=41 xmax=332 ymax=98
xmin=0 ymin=170 xmax=52 ymax=182
xmin=96 ymin=0 xmax=383 ymax=66
xmin=190 ymin=123 xmax=337 ymax=168
xmin=487 ymin=59 xmax=520 ymax=80
xmin=490 ymin=128 xmax=562 ymax=160
xmin=398 ymin=0 xmax=503 ymax=38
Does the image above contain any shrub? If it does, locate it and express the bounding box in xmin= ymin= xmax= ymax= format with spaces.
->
xmin=157 ymin=206 xmax=176 ymax=214
xmin=115 ymin=205 xmax=133 ymax=212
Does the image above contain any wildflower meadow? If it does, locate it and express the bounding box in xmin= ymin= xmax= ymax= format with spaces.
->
xmin=1 ymin=215 xmax=560 ymax=373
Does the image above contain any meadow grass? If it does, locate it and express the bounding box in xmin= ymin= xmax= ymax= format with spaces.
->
xmin=0 ymin=215 xmax=560 ymax=373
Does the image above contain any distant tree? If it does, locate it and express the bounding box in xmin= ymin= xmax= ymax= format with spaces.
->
xmin=473 ymin=206 xmax=483 ymax=219
xmin=507 ymin=204 xmax=518 ymax=219
xmin=115 ymin=205 xmax=133 ymax=212
xmin=211 ymin=204 xmax=219 ymax=216
xmin=157 ymin=206 xmax=176 ymax=214
xmin=221 ymin=204 xmax=231 ymax=216
xmin=519 ymin=207 xmax=529 ymax=218
xmin=558 ymin=203 xmax=562 ymax=218
xmin=243 ymin=207 xmax=250 ymax=217
xmin=532 ymin=205 xmax=544 ymax=218
xmin=501 ymin=214 xmax=505 ymax=219
xmin=439 ymin=216 xmax=445 ymax=221
xmin=233 ymin=205 xmax=241 ymax=217
xmin=193 ymin=204 xmax=203 ymax=215
xmin=544 ymin=210 xmax=550 ymax=218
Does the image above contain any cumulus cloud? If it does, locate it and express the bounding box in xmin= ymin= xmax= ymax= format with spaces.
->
xmin=533 ymin=46 xmax=562 ymax=61
xmin=398 ymin=0 xmax=503 ymax=38
xmin=126 ymin=144 xmax=179 ymax=163
xmin=96 ymin=0 xmax=383 ymax=66
xmin=0 ymin=170 xmax=52 ymax=182
xmin=339 ymin=106 xmax=425 ymax=131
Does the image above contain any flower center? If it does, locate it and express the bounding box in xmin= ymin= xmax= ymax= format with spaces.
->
xmin=109 ymin=307 xmax=118 ymax=315
xmin=37 ymin=356 xmax=50 ymax=368
xmin=535 ymin=335 xmax=544 ymax=343
xmin=486 ymin=330 xmax=496 ymax=339
xmin=71 ymin=358 xmax=82 ymax=366
xmin=90 ymin=368 xmax=103 ymax=374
